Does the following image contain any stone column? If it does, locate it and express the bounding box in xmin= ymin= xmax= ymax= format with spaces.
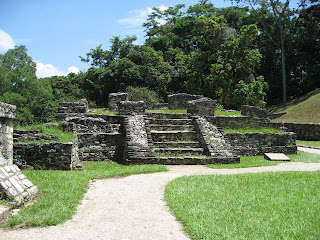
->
xmin=0 ymin=102 xmax=16 ymax=167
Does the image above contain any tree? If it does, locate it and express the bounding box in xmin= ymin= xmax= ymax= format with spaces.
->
xmin=232 ymin=0 xmax=298 ymax=103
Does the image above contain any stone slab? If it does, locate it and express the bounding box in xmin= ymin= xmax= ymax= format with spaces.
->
xmin=264 ymin=153 xmax=291 ymax=161
xmin=0 ymin=205 xmax=11 ymax=221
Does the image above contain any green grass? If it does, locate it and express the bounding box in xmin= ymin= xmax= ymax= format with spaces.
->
xmin=0 ymin=162 xmax=166 ymax=228
xmin=88 ymin=108 xmax=118 ymax=115
xmin=268 ymin=88 xmax=320 ymax=123
xmin=208 ymin=151 xmax=320 ymax=169
xmin=15 ymin=124 xmax=75 ymax=143
xmin=215 ymin=109 xmax=241 ymax=116
xmin=297 ymin=140 xmax=320 ymax=148
xmin=224 ymin=127 xmax=283 ymax=133
xmin=165 ymin=171 xmax=320 ymax=239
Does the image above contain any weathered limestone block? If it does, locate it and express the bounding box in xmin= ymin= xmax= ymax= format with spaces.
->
xmin=187 ymin=98 xmax=216 ymax=116
xmin=118 ymin=101 xmax=146 ymax=116
xmin=206 ymin=115 xmax=269 ymax=129
xmin=57 ymin=99 xmax=88 ymax=120
xmin=241 ymin=105 xmax=268 ymax=119
xmin=108 ymin=93 xmax=128 ymax=111
xmin=13 ymin=129 xmax=58 ymax=142
xmin=168 ymin=93 xmax=203 ymax=109
xmin=0 ymin=164 xmax=38 ymax=206
xmin=152 ymin=103 xmax=168 ymax=110
xmin=13 ymin=142 xmax=79 ymax=170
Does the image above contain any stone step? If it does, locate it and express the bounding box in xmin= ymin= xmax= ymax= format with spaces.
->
xmin=153 ymin=141 xmax=200 ymax=148
xmin=150 ymin=124 xmax=194 ymax=131
xmin=126 ymin=156 xmax=240 ymax=165
xmin=154 ymin=147 xmax=204 ymax=156
xmin=147 ymin=118 xmax=193 ymax=126
xmin=146 ymin=113 xmax=190 ymax=119
xmin=151 ymin=130 xmax=196 ymax=142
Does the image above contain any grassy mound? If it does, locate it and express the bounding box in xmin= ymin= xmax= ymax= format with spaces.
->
xmin=268 ymin=88 xmax=320 ymax=123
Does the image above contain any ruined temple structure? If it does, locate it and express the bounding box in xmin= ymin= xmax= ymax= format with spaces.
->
xmin=12 ymin=95 xmax=298 ymax=168
xmin=0 ymin=102 xmax=37 ymax=208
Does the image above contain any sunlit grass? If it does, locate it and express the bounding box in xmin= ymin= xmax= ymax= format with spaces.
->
xmin=297 ymin=140 xmax=320 ymax=148
xmin=165 ymin=171 xmax=320 ymax=239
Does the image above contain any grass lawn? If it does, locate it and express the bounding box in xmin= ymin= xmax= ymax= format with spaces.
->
xmin=297 ymin=140 xmax=320 ymax=148
xmin=87 ymin=108 xmax=118 ymax=115
xmin=15 ymin=124 xmax=75 ymax=143
xmin=208 ymin=151 xmax=320 ymax=169
xmin=224 ymin=127 xmax=283 ymax=134
xmin=0 ymin=162 xmax=166 ymax=228
xmin=165 ymin=171 xmax=320 ymax=239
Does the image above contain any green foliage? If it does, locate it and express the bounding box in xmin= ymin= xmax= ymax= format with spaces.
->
xmin=126 ymin=86 xmax=162 ymax=109
xmin=165 ymin=171 xmax=320 ymax=239
xmin=1 ymin=162 xmax=166 ymax=228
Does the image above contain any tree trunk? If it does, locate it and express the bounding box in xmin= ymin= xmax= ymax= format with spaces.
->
xmin=280 ymin=37 xmax=287 ymax=103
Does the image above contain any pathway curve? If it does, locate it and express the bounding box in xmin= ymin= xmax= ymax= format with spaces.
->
xmin=1 ymin=150 xmax=320 ymax=240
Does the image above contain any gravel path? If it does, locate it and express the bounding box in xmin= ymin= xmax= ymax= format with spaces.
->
xmin=1 ymin=148 xmax=320 ymax=240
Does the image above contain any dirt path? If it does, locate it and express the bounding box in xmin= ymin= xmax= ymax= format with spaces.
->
xmin=1 ymin=158 xmax=320 ymax=240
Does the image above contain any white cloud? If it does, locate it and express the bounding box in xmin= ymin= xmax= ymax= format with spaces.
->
xmin=118 ymin=5 xmax=168 ymax=28
xmin=36 ymin=62 xmax=80 ymax=78
xmin=67 ymin=66 xmax=80 ymax=74
xmin=0 ymin=29 xmax=15 ymax=52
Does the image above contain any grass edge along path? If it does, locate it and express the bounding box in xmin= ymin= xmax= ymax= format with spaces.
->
xmin=165 ymin=171 xmax=320 ymax=240
xmin=0 ymin=162 xmax=167 ymax=228
xmin=208 ymin=151 xmax=320 ymax=169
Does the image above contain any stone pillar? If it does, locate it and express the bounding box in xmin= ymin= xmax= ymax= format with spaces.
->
xmin=0 ymin=102 xmax=38 ymax=206
xmin=0 ymin=102 xmax=16 ymax=167
xmin=118 ymin=101 xmax=146 ymax=116
xmin=108 ymin=93 xmax=128 ymax=111
xmin=187 ymin=97 xmax=217 ymax=116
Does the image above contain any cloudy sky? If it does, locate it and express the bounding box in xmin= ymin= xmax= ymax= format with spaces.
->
xmin=0 ymin=0 xmax=300 ymax=78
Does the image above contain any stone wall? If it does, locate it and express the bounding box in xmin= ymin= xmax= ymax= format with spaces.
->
xmin=122 ymin=115 xmax=155 ymax=162
xmin=77 ymin=133 xmax=124 ymax=162
xmin=269 ymin=122 xmax=320 ymax=141
xmin=152 ymin=103 xmax=169 ymax=110
xmin=108 ymin=93 xmax=128 ymax=111
xmin=225 ymin=132 xmax=297 ymax=156
xmin=241 ymin=105 xmax=268 ymax=118
xmin=206 ymin=115 xmax=270 ymax=129
xmin=57 ymin=99 xmax=88 ymax=120
xmin=187 ymin=98 xmax=216 ymax=116
xmin=168 ymin=93 xmax=203 ymax=109
xmin=14 ymin=129 xmax=58 ymax=142
xmin=0 ymin=102 xmax=16 ymax=167
xmin=118 ymin=101 xmax=146 ymax=116
xmin=13 ymin=142 xmax=79 ymax=170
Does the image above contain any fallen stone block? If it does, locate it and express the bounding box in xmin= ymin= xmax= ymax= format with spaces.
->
xmin=264 ymin=153 xmax=291 ymax=161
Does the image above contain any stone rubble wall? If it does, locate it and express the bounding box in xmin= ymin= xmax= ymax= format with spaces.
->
xmin=269 ymin=122 xmax=320 ymax=141
xmin=241 ymin=105 xmax=268 ymax=118
xmin=168 ymin=93 xmax=203 ymax=110
xmin=152 ymin=103 xmax=169 ymax=110
xmin=13 ymin=129 xmax=58 ymax=142
xmin=192 ymin=116 xmax=238 ymax=159
xmin=0 ymin=164 xmax=38 ymax=206
xmin=77 ymin=133 xmax=124 ymax=162
xmin=61 ymin=117 xmax=116 ymax=134
xmin=118 ymin=101 xmax=146 ymax=116
xmin=108 ymin=93 xmax=128 ymax=111
xmin=57 ymin=99 xmax=88 ymax=120
xmin=206 ymin=115 xmax=270 ymax=129
xmin=225 ymin=132 xmax=297 ymax=156
xmin=13 ymin=142 xmax=79 ymax=170
xmin=187 ymin=98 xmax=217 ymax=116
xmin=123 ymin=115 xmax=155 ymax=162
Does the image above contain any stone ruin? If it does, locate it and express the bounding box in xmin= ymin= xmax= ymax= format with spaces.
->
xmin=57 ymin=98 xmax=88 ymax=120
xmin=241 ymin=105 xmax=268 ymax=119
xmin=0 ymin=102 xmax=37 ymax=207
xmin=187 ymin=98 xmax=217 ymax=116
xmin=108 ymin=93 xmax=128 ymax=111
xmin=168 ymin=93 xmax=203 ymax=109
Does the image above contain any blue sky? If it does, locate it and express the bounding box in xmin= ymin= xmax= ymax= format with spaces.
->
xmin=0 ymin=0 xmax=301 ymax=78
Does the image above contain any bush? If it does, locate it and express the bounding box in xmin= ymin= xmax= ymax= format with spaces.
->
xmin=126 ymin=86 xmax=163 ymax=109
